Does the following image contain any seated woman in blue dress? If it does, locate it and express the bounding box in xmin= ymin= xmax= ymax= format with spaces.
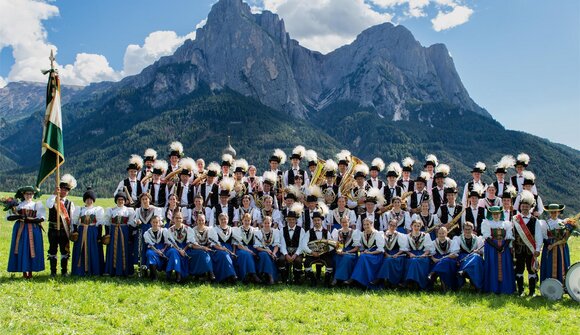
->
xmin=6 ymin=186 xmax=45 ymax=279
xmin=166 ymin=211 xmax=196 ymax=282
xmin=208 ymin=213 xmax=238 ymax=283
xmin=189 ymin=213 xmax=216 ymax=281
xmin=330 ymin=215 xmax=361 ymax=286
xmin=143 ymin=215 xmax=171 ymax=280
xmin=481 ymin=206 xmax=516 ymax=294
xmin=450 ymin=221 xmax=484 ymax=291
xmin=104 ymin=192 xmax=136 ymax=277
xmin=347 ymin=218 xmax=385 ymax=287
xmin=233 ymin=213 xmax=261 ymax=283
xmin=373 ymin=218 xmax=409 ymax=287
xmin=253 ymin=216 xmax=281 ymax=285
xmin=538 ymin=203 xmax=572 ymax=284
xmin=404 ymin=219 xmax=434 ymax=290
xmin=428 ymin=227 xmax=458 ymax=291
xmin=71 ymin=188 xmax=105 ymax=276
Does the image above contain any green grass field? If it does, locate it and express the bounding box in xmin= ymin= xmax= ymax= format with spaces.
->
xmin=0 ymin=193 xmax=578 ymax=334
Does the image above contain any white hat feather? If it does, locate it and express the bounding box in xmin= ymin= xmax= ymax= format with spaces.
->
xmin=179 ymin=157 xmax=196 ymax=172
xmin=221 ymin=153 xmax=234 ymax=165
xmin=371 ymin=158 xmax=385 ymax=171
xmin=170 ymin=141 xmax=184 ymax=154
xmin=324 ymin=159 xmax=338 ymax=172
xmin=61 ymin=174 xmax=77 ymax=190
xmin=289 ymin=202 xmax=304 ymax=216
xmin=519 ymin=190 xmax=536 ymax=206
xmin=495 ymin=155 xmax=515 ymax=170
xmin=517 ymin=153 xmax=530 ymax=165
xmin=234 ymin=158 xmax=249 ymax=172
xmin=273 ymin=149 xmax=287 ymax=165
xmin=207 ymin=162 xmax=221 ymax=174
xmin=435 ymin=163 xmax=450 ymax=176
xmin=354 ymin=163 xmax=369 ymax=176
xmin=144 ymin=148 xmax=157 ymax=160
xmin=219 ymin=177 xmax=235 ymax=192
xmin=402 ymin=157 xmax=415 ymax=169
xmin=153 ymin=160 xmax=168 ymax=173
xmin=366 ymin=187 xmax=386 ymax=205
xmin=522 ymin=170 xmax=535 ymax=182
xmin=292 ymin=145 xmax=306 ymax=159
xmin=263 ymin=171 xmax=278 ymax=185
xmin=129 ymin=154 xmax=144 ymax=170
xmin=336 ymin=150 xmax=351 ymax=162
xmin=443 ymin=178 xmax=457 ymax=189
xmin=305 ymin=149 xmax=318 ymax=162
xmin=316 ymin=201 xmax=329 ymax=216
xmin=425 ymin=154 xmax=438 ymax=166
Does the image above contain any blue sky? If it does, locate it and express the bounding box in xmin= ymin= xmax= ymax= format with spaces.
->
xmin=0 ymin=0 xmax=578 ymax=149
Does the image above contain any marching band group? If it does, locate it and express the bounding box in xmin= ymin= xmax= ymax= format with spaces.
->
xmin=5 ymin=142 xmax=576 ymax=296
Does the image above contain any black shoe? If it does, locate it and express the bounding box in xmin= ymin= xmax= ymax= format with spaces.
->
xmin=330 ymin=279 xmax=338 ymax=287
xmin=516 ymin=276 xmax=524 ymax=296
xmin=343 ymin=279 xmax=353 ymax=286
xmin=370 ymin=278 xmax=383 ymax=286
xmin=529 ymin=277 xmax=537 ymax=296
xmin=208 ymin=272 xmax=216 ymax=281
xmin=176 ymin=273 xmax=182 ymax=283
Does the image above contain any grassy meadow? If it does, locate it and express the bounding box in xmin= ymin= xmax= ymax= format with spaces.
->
xmin=0 ymin=192 xmax=578 ymax=334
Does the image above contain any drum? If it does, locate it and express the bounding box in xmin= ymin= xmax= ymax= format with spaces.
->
xmin=565 ymin=262 xmax=580 ymax=302
xmin=540 ymin=278 xmax=564 ymax=301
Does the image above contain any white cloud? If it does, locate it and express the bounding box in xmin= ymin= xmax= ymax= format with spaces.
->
xmin=431 ymin=4 xmax=473 ymax=31
xmin=0 ymin=76 xmax=6 ymax=88
xmin=59 ymin=53 xmax=121 ymax=86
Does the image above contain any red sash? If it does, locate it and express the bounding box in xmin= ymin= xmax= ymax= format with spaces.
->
xmin=514 ymin=214 xmax=537 ymax=269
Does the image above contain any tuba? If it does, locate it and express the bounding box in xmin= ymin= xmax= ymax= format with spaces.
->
xmin=338 ymin=155 xmax=364 ymax=201
xmin=310 ymin=158 xmax=327 ymax=187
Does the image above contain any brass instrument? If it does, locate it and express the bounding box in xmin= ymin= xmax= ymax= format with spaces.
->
xmin=124 ymin=186 xmax=135 ymax=206
xmin=323 ymin=188 xmax=336 ymax=205
xmin=445 ymin=208 xmax=466 ymax=233
xmin=338 ymin=156 xmax=365 ymax=201
xmin=305 ymin=239 xmax=338 ymax=255
xmin=379 ymin=191 xmax=413 ymax=214
xmin=163 ymin=168 xmax=183 ymax=183
xmin=191 ymin=172 xmax=207 ymax=186
xmin=234 ymin=180 xmax=247 ymax=199
xmin=254 ymin=193 xmax=266 ymax=209
xmin=310 ymin=158 xmax=327 ymax=187
xmin=141 ymin=171 xmax=154 ymax=185
xmin=353 ymin=187 xmax=367 ymax=202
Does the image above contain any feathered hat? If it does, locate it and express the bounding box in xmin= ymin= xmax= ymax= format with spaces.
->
xmin=386 ymin=162 xmax=402 ymax=178
xmin=144 ymin=148 xmax=157 ymax=162
xmin=206 ymin=162 xmax=220 ymax=178
xmin=522 ymin=171 xmax=536 ymax=186
xmin=519 ymin=190 xmax=536 ymax=206
xmin=152 ymin=160 xmax=169 ymax=175
xmin=233 ymin=158 xmax=249 ymax=174
xmin=306 ymin=185 xmax=322 ymax=202
xmin=516 ymin=153 xmax=530 ymax=167
xmin=286 ymin=202 xmax=304 ymax=219
xmin=353 ymin=163 xmax=369 ymax=179
xmin=290 ymin=145 xmax=306 ymax=160
xmin=179 ymin=157 xmax=196 ymax=176
xmin=263 ymin=171 xmax=278 ymax=186
xmin=219 ymin=177 xmax=234 ymax=197
xmin=336 ymin=150 xmax=351 ymax=166
xmin=169 ymin=141 xmax=184 ymax=158
xmin=285 ymin=185 xmax=302 ymax=201
xmin=469 ymin=183 xmax=485 ymax=198
xmin=305 ymin=150 xmax=318 ymax=167
xmin=312 ymin=201 xmax=329 ymax=219
xmin=402 ymin=157 xmax=415 ymax=172
xmin=127 ymin=154 xmax=144 ymax=171
xmin=424 ymin=154 xmax=438 ymax=168
xmin=269 ymin=149 xmax=287 ymax=165
xmin=494 ymin=155 xmax=515 ymax=174
xmin=370 ymin=158 xmax=385 ymax=172
xmin=502 ymin=185 xmax=517 ymax=199
xmin=415 ymin=171 xmax=430 ymax=184
xmin=366 ymin=187 xmax=385 ymax=205
xmin=324 ymin=159 xmax=338 ymax=177
xmin=434 ymin=164 xmax=450 ymax=179
xmin=221 ymin=153 xmax=234 ymax=167
xmin=60 ymin=174 xmax=77 ymax=190
xmin=443 ymin=178 xmax=458 ymax=194
xmin=471 ymin=162 xmax=486 ymax=173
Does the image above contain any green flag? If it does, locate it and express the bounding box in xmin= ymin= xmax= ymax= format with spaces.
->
xmin=36 ymin=68 xmax=64 ymax=188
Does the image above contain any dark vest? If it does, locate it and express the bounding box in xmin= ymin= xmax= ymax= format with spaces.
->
xmin=439 ymin=205 xmax=463 ymax=224
xmin=48 ymin=198 xmax=72 ymax=223
xmin=286 ymin=169 xmax=306 ymax=186
xmin=493 ymin=181 xmax=507 ymax=197
xmin=358 ymin=211 xmax=380 ymax=231
xmin=303 ymin=208 xmax=314 ymax=231
xmin=199 ymin=183 xmax=219 ymax=208
xmin=283 ymin=226 xmax=302 ymax=251
xmin=465 ymin=207 xmax=485 ymax=235
xmin=384 ymin=185 xmax=402 ymax=206
xmin=431 ymin=186 xmax=446 ymax=213
xmin=308 ymin=228 xmax=329 ymax=241
xmin=214 ymin=203 xmax=236 ymax=226
xmin=510 ymin=176 xmax=522 ymax=193
xmin=148 ymin=183 xmax=167 ymax=207
xmin=124 ymin=179 xmax=143 ymax=206
xmin=410 ymin=190 xmax=429 ymax=210
xmin=397 ymin=179 xmax=415 ymax=192
xmin=366 ymin=178 xmax=384 ymax=190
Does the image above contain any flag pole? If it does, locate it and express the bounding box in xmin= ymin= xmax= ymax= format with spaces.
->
xmin=50 ymin=50 xmax=61 ymax=231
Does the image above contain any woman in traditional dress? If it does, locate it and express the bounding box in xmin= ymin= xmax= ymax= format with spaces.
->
xmin=252 ymin=195 xmax=283 ymax=228
xmin=163 ymin=194 xmax=182 ymax=228
xmin=450 ymin=221 xmax=484 ymax=291
xmin=374 ymin=219 xmax=408 ymax=287
xmin=330 ymin=216 xmax=361 ymax=286
xmin=428 ymin=227 xmax=458 ymax=291
xmin=539 ymin=204 xmax=571 ymax=283
xmin=208 ymin=213 xmax=238 ymax=283
xmin=481 ymin=206 xmax=516 ymax=294
xmin=7 ymin=186 xmax=45 ymax=278
xmin=347 ymin=218 xmax=385 ymax=287
xmin=189 ymin=213 xmax=215 ymax=281
xmin=411 ymin=199 xmax=440 ymax=240
xmin=233 ymin=213 xmax=261 ymax=283
xmin=166 ymin=211 xmax=195 ymax=282
xmin=381 ymin=196 xmax=411 ymax=234
xmin=479 ymin=184 xmax=502 ymax=210
xmin=326 ymin=196 xmax=357 ymax=233
xmin=71 ymin=188 xmax=105 ymax=276
xmin=234 ymin=195 xmax=258 ymax=227
xmin=133 ymin=193 xmax=162 ymax=271
xmin=104 ymin=192 xmax=135 ymax=276
xmin=404 ymin=219 xmax=434 ymax=290
xmin=253 ymin=216 xmax=281 ymax=284
xmin=190 ymin=195 xmax=212 ymax=227
xmin=143 ymin=215 xmax=170 ymax=280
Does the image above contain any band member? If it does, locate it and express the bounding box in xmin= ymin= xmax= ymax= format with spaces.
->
xmin=292 ymin=174 xmax=307 ymax=201
xmin=144 ymin=159 xmax=168 ymax=207
xmin=190 ymin=195 xmax=212 ymax=227
xmin=253 ymin=195 xmax=282 ymax=228
xmin=167 ymin=141 xmax=184 ymax=173
xmin=423 ymin=154 xmax=438 ymax=193
xmin=284 ymin=145 xmax=309 ymax=187
xmin=245 ymin=165 xmax=261 ymax=195
xmin=71 ymin=188 xmax=104 ymax=276
xmin=512 ymin=190 xmax=541 ymax=296
xmin=367 ymin=158 xmax=385 ymax=191
xmin=138 ymin=148 xmax=157 ymax=181
xmin=493 ymin=155 xmax=515 ymax=197
xmin=462 ymin=184 xmax=485 ymax=236
xmin=196 ymin=162 xmax=220 ymax=209
xmin=255 ymin=171 xmax=280 ymax=210
xmin=347 ymin=218 xmax=385 ymax=287
xmin=234 ymin=195 xmax=258 ymax=227
xmin=326 ymin=195 xmax=357 ymax=232
xmin=166 ymin=211 xmax=195 ymax=282
xmin=481 ymin=206 xmax=516 ymax=294
xmin=305 ymin=149 xmax=318 ymax=181
xmin=384 ymin=162 xmax=403 ymax=205
xmin=538 ymin=204 xmax=571 ymax=284
xmin=7 ymin=186 xmax=45 ymax=278
xmin=501 ymin=185 xmax=517 ymax=222
xmin=163 ymin=194 xmax=187 ymax=228
xmin=408 ymin=172 xmax=431 ymax=214
xmin=208 ymin=213 xmax=238 ymax=283
xmin=133 ymin=193 xmax=162 ymax=270
xmin=195 ymin=158 xmax=206 ymax=177
xmin=428 ymin=227 xmax=457 ymax=291
xmin=436 ymin=181 xmax=463 ymax=237
xmin=412 ymin=199 xmax=440 ymax=239
xmin=254 ymin=216 xmax=281 ymax=284
xmin=461 ymin=162 xmax=486 ymax=207
xmin=479 ymin=184 xmax=501 ymax=209
xmin=143 ymin=215 xmax=170 ymax=280
xmin=356 ymin=188 xmax=383 ymax=231
xmin=219 ymin=153 xmax=234 ymax=181
xmin=347 ymin=164 xmax=371 ymax=215
xmin=330 ymin=216 xmax=361 ymax=286
xmin=303 ymin=209 xmax=334 ymax=287
xmin=173 ymin=157 xmax=195 ymax=208
xmin=115 ymin=155 xmax=143 ymax=207
xmin=431 ymin=164 xmax=450 ymax=213
xmin=404 ymin=220 xmax=434 ymax=290
xmin=511 ymin=153 xmax=537 ymax=195
xmin=278 ymin=204 xmax=306 ymax=284
xmin=319 ymin=160 xmax=339 ymax=209
xmin=335 ymin=150 xmax=351 ymax=186
xmin=450 ymin=222 xmax=484 ymax=291
xmin=104 ymin=192 xmax=136 ymax=276
xmin=381 ymin=196 xmax=412 ymax=234
xmin=265 ymin=149 xmax=286 ymax=204
xmin=374 ymin=219 xmax=409 ymax=287
xmin=233 ymin=213 xmax=261 ymax=283
xmin=211 ymin=179 xmax=236 ymax=227
xmin=280 ymin=187 xmax=303 ymax=227
xmin=513 ymin=171 xmax=543 ymax=217
xmin=303 ymin=189 xmax=324 ymax=231
xmin=398 ymin=157 xmax=415 ymax=193
xmin=46 ymin=174 xmax=76 ymax=276
xmin=190 ymin=214 xmax=216 ymax=281
xmin=231 ymin=158 xmax=249 ymax=207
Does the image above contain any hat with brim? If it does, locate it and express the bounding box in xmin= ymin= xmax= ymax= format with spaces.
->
xmin=169 ymin=151 xmax=182 ymax=158
xmin=354 ymin=172 xmax=366 ymax=179
xmin=308 ymin=161 xmax=317 ymax=167
xmin=83 ymin=189 xmax=97 ymax=202
xmin=424 ymin=161 xmax=436 ymax=168
xmin=219 ymin=190 xmax=230 ymax=197
xmin=402 ymin=166 xmax=413 ymax=172
xmin=207 ymin=170 xmax=218 ymax=177
xmin=306 ymin=195 xmax=317 ymax=203
xmin=59 ymin=182 xmax=73 ymax=191
xmin=495 ymin=168 xmax=507 ymax=174
xmin=114 ymin=192 xmax=128 ymax=202
xmin=386 ymin=171 xmax=399 ymax=178
xmin=444 ymin=187 xmax=458 ymax=194
xmin=269 ymin=156 xmax=281 ymax=163
xmin=290 ymin=154 xmax=302 ymax=160
xmin=486 ymin=206 xmax=505 ymax=220
xmin=15 ymin=186 xmax=40 ymax=200
xmin=144 ymin=156 xmax=155 ymax=162
xmin=365 ymin=197 xmax=377 ymax=204
xmin=471 ymin=167 xmax=484 ymax=173
xmin=221 ymin=161 xmax=231 ymax=167
xmin=285 ymin=193 xmax=297 ymax=201
xmin=434 ymin=172 xmax=446 ymax=179
xmin=501 ymin=192 xmax=513 ymax=199
xmin=127 ymin=163 xmax=139 ymax=171
xmin=523 ymin=179 xmax=535 ymax=186
xmin=515 ymin=160 xmax=528 ymax=167
xmin=544 ymin=204 xmax=565 ymax=212
xmin=469 ymin=190 xmax=482 ymax=198
xmin=180 ymin=169 xmax=192 ymax=176
xmin=325 ymin=170 xmax=336 ymax=177
xmin=234 ymin=167 xmax=246 ymax=174
xmin=286 ymin=210 xmax=298 ymax=219
xmin=338 ymin=160 xmax=348 ymax=166
xmin=415 ymin=176 xmax=427 ymax=184
xmin=312 ymin=211 xmax=324 ymax=219
xmin=153 ymin=168 xmax=163 ymax=175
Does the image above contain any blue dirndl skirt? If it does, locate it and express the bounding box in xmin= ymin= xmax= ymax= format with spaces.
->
xmin=105 ymin=224 xmax=134 ymax=276
xmin=483 ymin=239 xmax=515 ymax=294
xmin=211 ymin=243 xmax=237 ymax=282
xmin=404 ymin=249 xmax=430 ymax=289
xmin=7 ymin=221 xmax=45 ymax=273
xmin=376 ymin=249 xmax=406 ymax=285
xmin=457 ymin=252 xmax=484 ymax=289
xmin=350 ymin=248 xmax=382 ymax=287
xmin=71 ymin=225 xmax=104 ymax=276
